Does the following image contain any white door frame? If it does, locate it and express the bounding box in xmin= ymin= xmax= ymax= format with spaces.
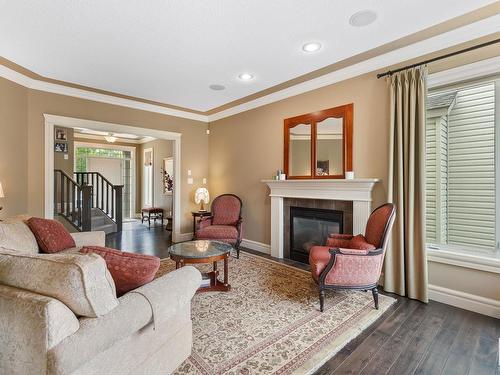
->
xmin=142 ymin=147 xmax=154 ymax=208
xmin=44 ymin=114 xmax=183 ymax=242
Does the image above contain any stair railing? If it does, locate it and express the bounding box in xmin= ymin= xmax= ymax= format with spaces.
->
xmin=74 ymin=172 xmax=124 ymax=232
xmin=54 ymin=170 xmax=92 ymax=231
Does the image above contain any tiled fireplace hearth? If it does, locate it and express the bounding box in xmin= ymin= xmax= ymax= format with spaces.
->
xmin=262 ymin=179 xmax=379 ymax=259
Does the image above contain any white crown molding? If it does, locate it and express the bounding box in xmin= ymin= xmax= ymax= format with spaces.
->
xmin=1 ymin=13 xmax=499 ymax=124
xmin=0 ymin=65 xmax=208 ymax=122
xmin=427 ymin=55 xmax=500 ymax=88
xmin=208 ymin=14 xmax=500 ymax=122
xmin=428 ymin=284 xmax=500 ymax=319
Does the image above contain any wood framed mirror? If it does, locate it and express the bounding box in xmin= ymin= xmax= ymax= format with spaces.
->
xmin=284 ymin=104 xmax=353 ymax=179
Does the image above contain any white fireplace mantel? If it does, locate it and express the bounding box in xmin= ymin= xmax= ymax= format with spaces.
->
xmin=262 ymin=179 xmax=380 ymax=258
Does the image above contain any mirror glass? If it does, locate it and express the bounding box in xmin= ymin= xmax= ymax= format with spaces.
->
xmin=316 ymin=117 xmax=343 ymax=176
xmin=289 ymin=123 xmax=312 ymax=176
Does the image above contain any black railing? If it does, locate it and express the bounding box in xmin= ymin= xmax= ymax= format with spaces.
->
xmin=74 ymin=172 xmax=123 ymax=232
xmin=54 ymin=170 xmax=92 ymax=231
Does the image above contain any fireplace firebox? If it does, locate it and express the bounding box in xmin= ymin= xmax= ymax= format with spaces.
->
xmin=289 ymin=206 xmax=343 ymax=264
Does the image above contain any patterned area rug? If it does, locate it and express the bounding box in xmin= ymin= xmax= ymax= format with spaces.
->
xmin=156 ymin=252 xmax=395 ymax=375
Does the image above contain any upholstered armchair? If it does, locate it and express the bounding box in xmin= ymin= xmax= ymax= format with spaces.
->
xmin=195 ymin=194 xmax=243 ymax=258
xmin=309 ymin=203 xmax=396 ymax=312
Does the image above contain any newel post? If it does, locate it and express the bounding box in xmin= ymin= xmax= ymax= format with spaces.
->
xmin=114 ymin=185 xmax=123 ymax=232
xmin=81 ymin=185 xmax=93 ymax=232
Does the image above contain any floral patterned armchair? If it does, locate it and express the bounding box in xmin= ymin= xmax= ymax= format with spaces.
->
xmin=309 ymin=203 xmax=396 ymax=312
xmin=195 ymin=194 xmax=243 ymax=258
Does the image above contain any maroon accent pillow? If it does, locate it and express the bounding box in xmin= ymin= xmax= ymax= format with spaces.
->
xmin=80 ymin=246 xmax=160 ymax=296
xmin=26 ymin=217 xmax=76 ymax=253
xmin=349 ymin=234 xmax=376 ymax=251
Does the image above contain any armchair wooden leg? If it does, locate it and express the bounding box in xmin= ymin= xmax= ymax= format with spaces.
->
xmin=372 ymin=287 xmax=379 ymax=310
xmin=319 ymin=289 xmax=325 ymax=312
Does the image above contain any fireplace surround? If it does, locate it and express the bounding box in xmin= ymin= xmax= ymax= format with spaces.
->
xmin=263 ymin=179 xmax=379 ymax=259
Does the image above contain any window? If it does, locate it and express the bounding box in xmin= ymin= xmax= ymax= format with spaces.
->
xmin=426 ymin=78 xmax=499 ymax=255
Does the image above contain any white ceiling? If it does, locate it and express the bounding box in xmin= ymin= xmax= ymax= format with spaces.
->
xmin=0 ymin=1 xmax=496 ymax=112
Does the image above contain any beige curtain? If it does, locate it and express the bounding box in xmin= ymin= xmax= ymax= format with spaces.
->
xmin=384 ymin=67 xmax=428 ymax=303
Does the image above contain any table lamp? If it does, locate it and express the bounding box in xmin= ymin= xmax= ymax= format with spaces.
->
xmin=194 ymin=187 xmax=209 ymax=212
xmin=0 ymin=182 xmax=4 ymax=212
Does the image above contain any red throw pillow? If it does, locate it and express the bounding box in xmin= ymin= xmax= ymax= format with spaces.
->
xmin=349 ymin=234 xmax=376 ymax=251
xmin=80 ymin=246 xmax=160 ymax=296
xmin=27 ymin=217 xmax=76 ymax=253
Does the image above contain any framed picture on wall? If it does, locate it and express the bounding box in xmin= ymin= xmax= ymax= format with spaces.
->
xmin=162 ymin=157 xmax=174 ymax=194
xmin=55 ymin=128 xmax=68 ymax=141
xmin=54 ymin=142 xmax=68 ymax=153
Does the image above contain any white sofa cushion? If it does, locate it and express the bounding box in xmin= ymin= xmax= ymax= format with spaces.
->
xmin=0 ymin=250 xmax=118 ymax=317
xmin=0 ymin=220 xmax=38 ymax=253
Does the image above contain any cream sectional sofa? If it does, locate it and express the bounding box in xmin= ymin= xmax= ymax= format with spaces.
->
xmin=0 ymin=219 xmax=201 ymax=375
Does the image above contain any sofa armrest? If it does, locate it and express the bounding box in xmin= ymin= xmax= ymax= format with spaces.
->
xmin=0 ymin=285 xmax=79 ymax=374
xmin=71 ymin=231 xmax=106 ymax=247
xmin=129 ymin=266 xmax=201 ymax=327
xmin=48 ymin=267 xmax=201 ymax=373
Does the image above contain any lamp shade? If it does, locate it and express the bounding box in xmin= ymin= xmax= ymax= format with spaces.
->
xmin=0 ymin=182 xmax=4 ymax=198
xmin=194 ymin=187 xmax=209 ymax=204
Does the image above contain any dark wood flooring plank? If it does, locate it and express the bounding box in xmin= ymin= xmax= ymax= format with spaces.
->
xmin=441 ymin=311 xmax=484 ymax=375
xmin=413 ymin=304 xmax=468 ymax=375
xmin=385 ymin=302 xmax=448 ymax=375
xmin=468 ymin=335 xmax=498 ymax=375
xmin=315 ymin=298 xmax=408 ymax=375
xmin=331 ymin=300 xmax=423 ymax=375
xmin=357 ymin=301 xmax=430 ymax=375
xmin=468 ymin=314 xmax=500 ymax=375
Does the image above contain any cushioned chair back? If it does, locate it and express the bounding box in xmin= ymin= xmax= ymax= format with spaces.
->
xmin=211 ymin=194 xmax=242 ymax=226
xmin=364 ymin=203 xmax=396 ymax=249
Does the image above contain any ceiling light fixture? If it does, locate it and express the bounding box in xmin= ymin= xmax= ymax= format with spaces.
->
xmin=104 ymin=134 xmax=117 ymax=143
xmin=238 ymin=73 xmax=254 ymax=81
xmin=209 ymin=84 xmax=226 ymax=91
xmin=349 ymin=10 xmax=377 ymax=27
xmin=302 ymin=42 xmax=322 ymax=53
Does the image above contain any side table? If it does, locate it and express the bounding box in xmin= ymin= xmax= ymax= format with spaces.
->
xmin=191 ymin=211 xmax=211 ymax=238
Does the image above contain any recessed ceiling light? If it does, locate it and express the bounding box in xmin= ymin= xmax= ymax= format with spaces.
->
xmin=238 ymin=73 xmax=254 ymax=81
xmin=349 ymin=10 xmax=377 ymax=27
xmin=302 ymin=42 xmax=322 ymax=53
xmin=209 ymin=84 xmax=226 ymax=91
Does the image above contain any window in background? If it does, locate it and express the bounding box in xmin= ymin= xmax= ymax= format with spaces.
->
xmin=425 ymin=78 xmax=499 ymax=255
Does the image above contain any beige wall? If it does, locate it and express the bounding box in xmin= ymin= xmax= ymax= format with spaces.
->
xmin=208 ymin=40 xmax=500 ymax=302
xmin=209 ymin=72 xmax=389 ymax=244
xmin=140 ymin=139 xmax=174 ymax=214
xmin=0 ymin=80 xmax=208 ymax=234
xmin=0 ymin=78 xmax=28 ymax=218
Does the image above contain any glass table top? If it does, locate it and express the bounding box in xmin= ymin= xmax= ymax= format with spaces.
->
xmin=168 ymin=240 xmax=233 ymax=259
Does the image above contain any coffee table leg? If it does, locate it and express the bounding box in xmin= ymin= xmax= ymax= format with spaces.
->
xmin=224 ymin=255 xmax=228 ymax=286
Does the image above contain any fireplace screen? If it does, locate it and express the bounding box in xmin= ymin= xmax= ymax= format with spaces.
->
xmin=290 ymin=206 xmax=343 ymax=264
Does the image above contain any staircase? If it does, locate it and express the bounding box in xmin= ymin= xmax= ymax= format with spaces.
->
xmin=90 ymin=208 xmax=117 ymax=234
xmin=54 ymin=170 xmax=123 ymax=234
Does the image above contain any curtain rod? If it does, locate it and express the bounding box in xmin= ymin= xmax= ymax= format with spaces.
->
xmin=376 ymin=37 xmax=500 ymax=79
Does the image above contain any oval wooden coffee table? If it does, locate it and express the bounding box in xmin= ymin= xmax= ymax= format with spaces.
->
xmin=168 ymin=240 xmax=232 ymax=292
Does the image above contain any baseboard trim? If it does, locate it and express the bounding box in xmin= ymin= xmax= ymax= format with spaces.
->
xmin=175 ymin=232 xmax=193 ymax=242
xmin=241 ymin=238 xmax=271 ymax=254
xmin=428 ymin=284 xmax=500 ymax=319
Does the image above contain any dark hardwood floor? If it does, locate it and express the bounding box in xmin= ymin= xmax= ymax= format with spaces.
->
xmin=106 ymin=223 xmax=500 ymax=375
